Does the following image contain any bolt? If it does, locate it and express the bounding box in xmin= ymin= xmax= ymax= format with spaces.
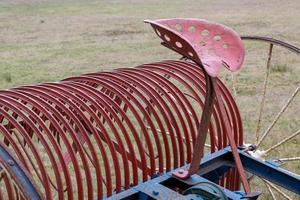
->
xmin=152 ymin=190 xmax=159 ymax=196
xmin=248 ymin=144 xmax=257 ymax=151
xmin=7 ymin=160 xmax=14 ymax=166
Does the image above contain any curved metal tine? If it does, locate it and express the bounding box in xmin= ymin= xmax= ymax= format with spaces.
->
xmin=13 ymin=184 xmax=20 ymax=200
xmin=11 ymin=130 xmax=44 ymax=185
xmin=12 ymin=125 xmax=67 ymax=194
xmin=262 ymin=179 xmax=293 ymax=200
xmin=265 ymin=129 xmax=300 ymax=153
xmin=262 ymin=179 xmax=277 ymax=200
xmin=0 ymin=141 xmax=42 ymax=200
xmin=255 ymin=43 xmax=273 ymax=144
xmin=14 ymin=128 xmax=68 ymax=193
xmin=142 ymin=116 xmax=147 ymax=155
xmin=146 ymin=126 xmax=213 ymax=149
xmin=143 ymin=118 xmax=160 ymax=159
xmin=0 ymin=167 xmax=5 ymax=181
xmin=256 ymin=84 xmax=300 ymax=148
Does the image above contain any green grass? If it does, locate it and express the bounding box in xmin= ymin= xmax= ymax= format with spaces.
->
xmin=271 ymin=63 xmax=288 ymax=73
xmin=0 ymin=0 xmax=299 ymax=199
xmin=0 ymin=0 xmax=299 ymax=90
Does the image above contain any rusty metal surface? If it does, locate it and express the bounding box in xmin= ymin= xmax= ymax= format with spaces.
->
xmin=0 ymin=60 xmax=242 ymax=199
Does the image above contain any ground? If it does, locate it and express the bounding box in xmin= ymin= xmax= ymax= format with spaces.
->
xmin=0 ymin=0 xmax=299 ymax=199
xmin=0 ymin=0 xmax=299 ymax=89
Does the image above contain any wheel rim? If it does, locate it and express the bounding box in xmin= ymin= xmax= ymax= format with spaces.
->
xmin=221 ymin=36 xmax=300 ymax=199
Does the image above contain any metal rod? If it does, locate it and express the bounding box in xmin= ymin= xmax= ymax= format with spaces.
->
xmin=255 ymin=43 xmax=273 ymax=143
xmin=263 ymin=179 xmax=292 ymax=200
xmin=265 ymin=129 xmax=300 ymax=153
xmin=213 ymin=80 xmax=251 ymax=194
xmin=241 ymin=36 xmax=300 ymax=54
xmin=0 ymin=60 xmax=245 ymax=198
xmin=276 ymin=157 xmax=300 ymax=162
xmin=263 ymin=179 xmax=277 ymax=200
xmin=256 ymin=85 xmax=300 ymax=148
xmin=146 ymin=126 xmax=213 ymax=149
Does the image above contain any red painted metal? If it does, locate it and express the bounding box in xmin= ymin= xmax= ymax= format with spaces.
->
xmin=213 ymin=80 xmax=250 ymax=194
xmin=145 ymin=18 xmax=245 ymax=77
xmin=0 ymin=59 xmax=242 ymax=199
xmin=145 ymin=18 xmax=249 ymax=193
xmin=0 ymin=17 xmax=259 ymax=199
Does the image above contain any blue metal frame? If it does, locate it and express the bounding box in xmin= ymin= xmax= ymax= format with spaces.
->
xmin=197 ymin=147 xmax=300 ymax=195
xmin=107 ymin=147 xmax=300 ymax=200
xmin=106 ymin=171 xmax=244 ymax=200
xmin=2 ymin=142 xmax=297 ymax=200
xmin=0 ymin=143 xmax=42 ymax=200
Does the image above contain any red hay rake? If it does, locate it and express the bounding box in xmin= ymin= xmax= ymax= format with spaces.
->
xmin=0 ymin=18 xmax=299 ymax=200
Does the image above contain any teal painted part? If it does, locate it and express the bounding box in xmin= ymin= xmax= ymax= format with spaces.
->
xmin=183 ymin=182 xmax=228 ymax=200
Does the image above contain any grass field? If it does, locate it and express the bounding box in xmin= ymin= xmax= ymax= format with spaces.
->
xmin=0 ymin=0 xmax=299 ymax=199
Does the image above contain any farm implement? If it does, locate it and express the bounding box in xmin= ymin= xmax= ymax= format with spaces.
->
xmin=0 ymin=18 xmax=299 ymax=199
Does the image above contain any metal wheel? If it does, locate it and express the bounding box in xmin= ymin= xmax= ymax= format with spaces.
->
xmin=221 ymin=36 xmax=300 ymax=199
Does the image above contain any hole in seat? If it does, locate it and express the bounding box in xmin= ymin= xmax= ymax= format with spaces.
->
xmin=175 ymin=41 xmax=183 ymax=48
xmin=201 ymin=29 xmax=210 ymax=36
xmin=188 ymin=26 xmax=196 ymax=33
xmin=163 ymin=23 xmax=170 ymax=28
xmin=223 ymin=43 xmax=230 ymax=49
xmin=175 ymin=23 xmax=183 ymax=32
xmin=213 ymin=35 xmax=221 ymax=41
xmin=199 ymin=41 xmax=206 ymax=47
xmin=164 ymin=34 xmax=170 ymax=41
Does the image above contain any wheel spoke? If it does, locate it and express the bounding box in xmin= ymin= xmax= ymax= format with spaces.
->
xmin=255 ymin=43 xmax=273 ymax=143
xmin=262 ymin=179 xmax=277 ymax=200
xmin=251 ymin=175 xmax=294 ymax=199
xmin=256 ymin=84 xmax=300 ymax=148
xmin=265 ymin=129 xmax=300 ymax=153
xmin=275 ymin=157 xmax=300 ymax=162
xmin=240 ymin=37 xmax=299 ymax=199
xmin=263 ymin=179 xmax=292 ymax=200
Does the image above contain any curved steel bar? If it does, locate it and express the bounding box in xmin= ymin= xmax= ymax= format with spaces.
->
xmin=138 ymin=60 xmax=243 ymax=189
xmin=0 ymin=60 xmax=242 ymax=199
xmin=0 ymin=141 xmax=42 ymax=200
xmin=241 ymin=36 xmax=300 ymax=54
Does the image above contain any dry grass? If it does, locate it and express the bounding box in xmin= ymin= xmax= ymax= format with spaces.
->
xmin=0 ymin=0 xmax=299 ymax=89
xmin=0 ymin=0 xmax=299 ymax=199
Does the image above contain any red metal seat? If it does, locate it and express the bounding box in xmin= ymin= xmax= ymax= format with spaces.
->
xmin=145 ymin=18 xmax=245 ymax=77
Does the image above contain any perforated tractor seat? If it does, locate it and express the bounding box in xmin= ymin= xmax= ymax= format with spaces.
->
xmin=145 ymin=18 xmax=245 ymax=77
